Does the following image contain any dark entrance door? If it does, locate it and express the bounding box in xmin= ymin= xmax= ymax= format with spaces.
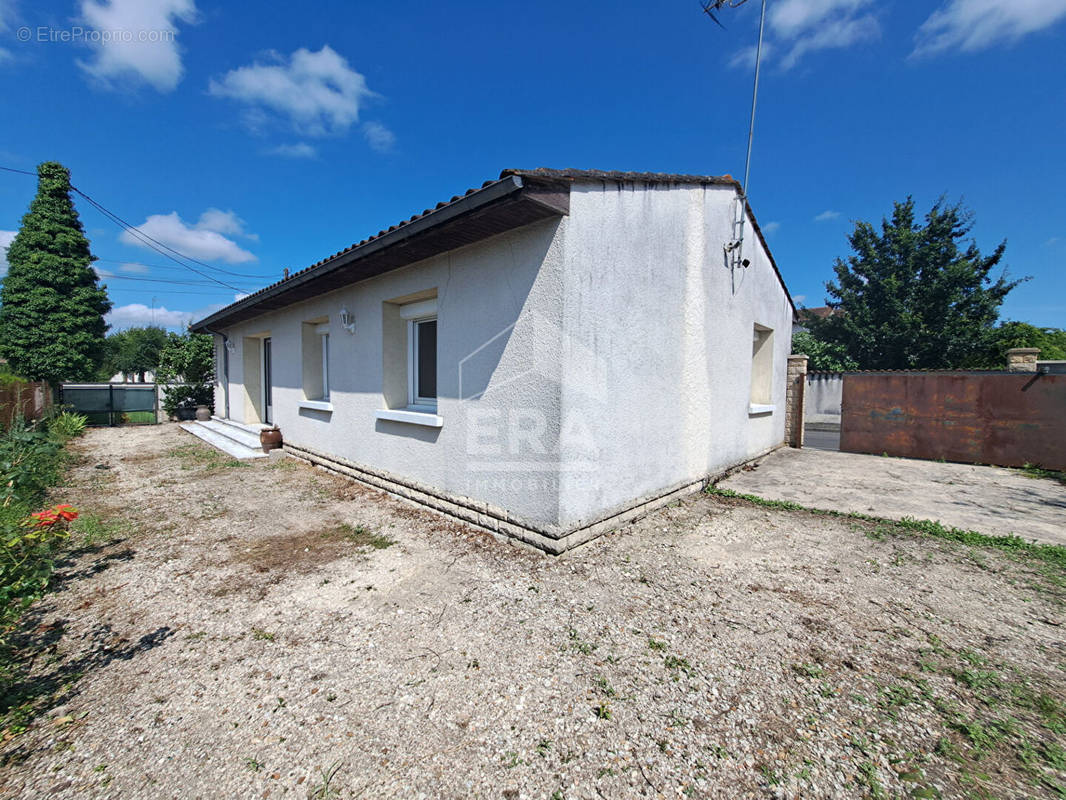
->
xmin=262 ymin=337 xmax=273 ymax=425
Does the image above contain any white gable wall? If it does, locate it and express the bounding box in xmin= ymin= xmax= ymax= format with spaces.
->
xmin=555 ymin=181 xmax=792 ymax=529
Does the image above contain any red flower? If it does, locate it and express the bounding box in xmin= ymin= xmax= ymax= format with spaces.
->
xmin=28 ymin=504 xmax=78 ymax=527
xmin=53 ymin=504 xmax=78 ymax=521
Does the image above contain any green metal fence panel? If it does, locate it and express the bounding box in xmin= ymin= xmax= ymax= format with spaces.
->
xmin=60 ymin=384 xmax=159 ymax=426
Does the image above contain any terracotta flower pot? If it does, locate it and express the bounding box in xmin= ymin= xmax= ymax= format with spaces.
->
xmin=195 ymin=405 xmax=211 ymax=421
xmin=260 ymin=427 xmax=283 ymax=453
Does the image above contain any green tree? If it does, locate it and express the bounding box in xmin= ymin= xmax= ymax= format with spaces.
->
xmin=103 ymin=326 xmax=169 ymax=382
xmin=791 ymin=331 xmax=858 ymax=372
xmin=807 ymin=198 xmax=1022 ymax=370
xmin=157 ymin=331 xmax=215 ymax=417
xmin=0 ymin=162 xmax=111 ymax=383
xmin=987 ymin=321 xmax=1066 ymax=365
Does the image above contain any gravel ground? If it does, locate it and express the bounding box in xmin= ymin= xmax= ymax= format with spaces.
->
xmin=1 ymin=424 xmax=1064 ymax=799
xmin=720 ymin=446 xmax=1066 ymax=546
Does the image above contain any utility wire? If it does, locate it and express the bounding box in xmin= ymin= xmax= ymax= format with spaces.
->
xmin=94 ymin=257 xmax=275 ymax=280
xmin=94 ymin=272 xmax=259 ymax=289
xmin=71 ymin=188 xmax=243 ymax=292
xmin=1 ymin=164 xmax=275 ymax=288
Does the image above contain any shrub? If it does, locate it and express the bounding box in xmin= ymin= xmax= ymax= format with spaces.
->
xmin=0 ymin=421 xmax=63 ymax=510
xmin=46 ymin=411 xmax=87 ymax=442
xmin=0 ymin=504 xmax=76 ymax=637
xmin=161 ymin=383 xmax=213 ymax=419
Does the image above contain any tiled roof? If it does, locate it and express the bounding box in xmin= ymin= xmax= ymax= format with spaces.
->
xmin=192 ymin=168 xmax=794 ymax=331
xmin=222 ymin=176 xmax=515 ymax=311
xmin=501 ymin=168 xmax=740 ymax=187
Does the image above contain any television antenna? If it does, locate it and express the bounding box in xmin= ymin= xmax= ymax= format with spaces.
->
xmin=702 ymin=0 xmax=768 ymax=282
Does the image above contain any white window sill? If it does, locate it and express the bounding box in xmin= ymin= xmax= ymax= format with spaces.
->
xmin=375 ymin=408 xmax=443 ymax=428
xmin=748 ymin=403 xmax=775 ymax=416
xmin=298 ymin=400 xmax=333 ymax=412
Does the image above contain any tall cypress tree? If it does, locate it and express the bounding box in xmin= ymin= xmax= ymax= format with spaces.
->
xmin=0 ymin=162 xmax=111 ymax=383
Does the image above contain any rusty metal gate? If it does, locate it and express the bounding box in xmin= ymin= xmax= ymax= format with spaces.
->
xmin=840 ymin=372 xmax=1066 ymax=471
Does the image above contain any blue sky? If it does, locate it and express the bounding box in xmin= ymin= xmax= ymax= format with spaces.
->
xmin=0 ymin=0 xmax=1064 ymax=330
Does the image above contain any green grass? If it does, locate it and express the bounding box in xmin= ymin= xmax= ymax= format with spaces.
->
xmin=706 ymin=486 xmax=1066 ymax=573
xmin=1019 ymin=463 xmax=1066 ymax=486
xmin=169 ymin=442 xmax=247 ymax=472
xmin=337 ymin=523 xmax=393 ymax=550
xmin=68 ymin=512 xmax=129 ymax=547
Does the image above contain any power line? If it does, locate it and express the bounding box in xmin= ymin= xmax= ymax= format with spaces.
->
xmin=94 ymin=257 xmax=275 ymax=280
xmin=1 ymin=163 xmax=277 ymax=289
xmin=71 ymin=188 xmax=243 ymax=292
xmin=94 ymin=272 xmax=259 ymax=289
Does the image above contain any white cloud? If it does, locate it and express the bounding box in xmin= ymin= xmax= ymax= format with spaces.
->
xmin=793 ymin=294 xmax=807 ymax=305
xmin=761 ymin=220 xmax=782 ymax=234
xmin=729 ymin=42 xmax=775 ymax=70
xmin=107 ymin=301 xmax=223 ymax=330
xmin=77 ymin=0 xmax=197 ymax=92
xmin=362 ymin=121 xmax=395 ymax=152
xmin=0 ymin=229 xmax=16 ymax=277
xmin=266 ymin=142 xmax=317 ymax=159
xmin=118 ymin=261 xmax=151 ymax=274
xmin=209 ymin=45 xmax=374 ymax=137
xmin=233 ymin=292 xmax=249 ymax=301
xmin=814 ymin=210 xmax=841 ymax=222
xmin=1047 ymin=236 xmax=1061 ymax=247
xmin=195 ymin=208 xmax=257 ymax=240
xmin=731 ymin=0 xmax=879 ymax=71
xmin=769 ymin=0 xmax=872 ymax=38
xmin=778 ymin=13 xmax=880 ymax=70
xmin=914 ymin=0 xmax=1066 ymax=57
xmin=120 ymin=209 xmax=257 ymax=264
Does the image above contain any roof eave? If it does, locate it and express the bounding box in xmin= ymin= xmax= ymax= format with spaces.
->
xmin=192 ymin=175 xmax=546 ymax=333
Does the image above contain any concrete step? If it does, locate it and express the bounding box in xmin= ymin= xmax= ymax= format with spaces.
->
xmin=195 ymin=419 xmax=265 ymax=450
xmin=179 ymin=421 xmax=267 ymax=459
xmin=211 ymin=415 xmax=271 ymax=434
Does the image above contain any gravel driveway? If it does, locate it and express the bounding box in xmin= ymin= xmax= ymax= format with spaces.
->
xmin=720 ymin=446 xmax=1066 ymax=546
xmin=1 ymin=425 xmax=1064 ymax=799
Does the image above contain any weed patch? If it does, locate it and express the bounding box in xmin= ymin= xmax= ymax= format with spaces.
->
xmin=706 ymin=486 xmax=1066 ymax=574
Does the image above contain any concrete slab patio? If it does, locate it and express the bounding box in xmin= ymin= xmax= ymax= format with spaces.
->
xmin=719 ymin=446 xmax=1066 ymax=546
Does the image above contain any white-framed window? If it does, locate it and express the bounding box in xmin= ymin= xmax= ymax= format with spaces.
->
xmin=396 ymin=298 xmax=438 ymax=412
xmin=319 ymin=328 xmax=330 ymax=401
xmin=301 ymin=320 xmax=331 ymax=405
xmin=408 ymin=315 xmax=437 ymax=410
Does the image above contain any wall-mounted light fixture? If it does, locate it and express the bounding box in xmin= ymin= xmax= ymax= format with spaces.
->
xmin=340 ymin=307 xmax=356 ymax=334
xmin=225 ymin=339 xmax=237 ymax=353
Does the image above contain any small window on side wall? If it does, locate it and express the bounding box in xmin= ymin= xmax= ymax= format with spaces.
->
xmin=382 ymin=295 xmax=438 ymax=418
xmin=410 ymin=317 xmax=436 ymax=407
xmin=301 ymin=320 xmax=330 ymax=401
xmin=750 ymin=324 xmax=774 ymax=409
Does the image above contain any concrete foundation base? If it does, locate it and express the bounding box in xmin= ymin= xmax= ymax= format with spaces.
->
xmin=282 ymin=440 xmax=784 ymax=554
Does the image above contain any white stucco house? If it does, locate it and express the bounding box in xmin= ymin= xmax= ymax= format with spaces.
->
xmin=190 ymin=169 xmax=796 ymax=553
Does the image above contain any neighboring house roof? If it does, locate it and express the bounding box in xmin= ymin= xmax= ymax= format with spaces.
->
xmin=191 ymin=168 xmax=794 ymax=333
xmin=800 ymin=306 xmax=837 ymax=320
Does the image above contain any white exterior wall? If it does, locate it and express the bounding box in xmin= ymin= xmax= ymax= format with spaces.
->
xmin=554 ymin=182 xmax=792 ymax=528
xmin=212 ymin=181 xmax=793 ymax=535
xmin=215 ymin=219 xmax=567 ymax=526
